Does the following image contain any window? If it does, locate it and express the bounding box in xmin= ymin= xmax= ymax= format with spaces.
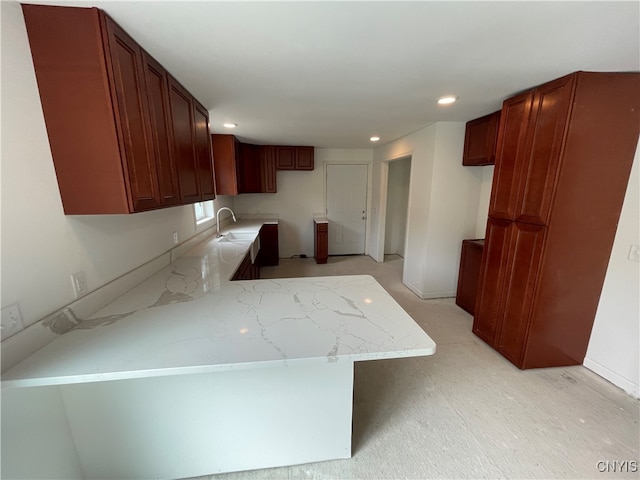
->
xmin=194 ymin=200 xmax=214 ymax=225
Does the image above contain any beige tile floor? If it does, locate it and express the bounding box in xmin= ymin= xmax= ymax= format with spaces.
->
xmin=194 ymin=255 xmax=639 ymax=480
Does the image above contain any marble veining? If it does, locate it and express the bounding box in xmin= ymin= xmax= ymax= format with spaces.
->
xmin=2 ymin=220 xmax=435 ymax=389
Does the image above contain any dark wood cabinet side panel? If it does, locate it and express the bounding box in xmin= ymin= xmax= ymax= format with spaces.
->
xmin=516 ymin=75 xmax=576 ymax=225
xmin=142 ymin=52 xmax=180 ymax=206
xmin=104 ymin=17 xmax=160 ymax=212
xmin=455 ymin=240 xmax=484 ymax=315
xmin=259 ymin=224 xmax=279 ymax=266
xmin=314 ymin=222 xmax=329 ymax=264
xmin=463 ymin=111 xmax=500 ymax=166
xmin=22 ymin=5 xmax=130 ymax=214
xmin=241 ymin=144 xmax=262 ymax=193
xmin=472 ymin=219 xmax=512 ymax=345
xmin=211 ymin=134 xmax=239 ymax=196
xmin=495 ymin=223 xmax=546 ymax=367
xmin=489 ymin=92 xmax=533 ymax=221
xmin=168 ymin=78 xmax=199 ymax=204
xmin=193 ymin=101 xmax=215 ymax=201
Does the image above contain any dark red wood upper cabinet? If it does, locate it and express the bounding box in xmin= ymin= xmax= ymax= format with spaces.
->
xmin=462 ymin=111 xmax=501 ymax=166
xmin=193 ymin=101 xmax=216 ymax=201
xmin=488 ymin=91 xmax=533 ymax=221
xmin=240 ymin=144 xmax=262 ymax=193
xmin=276 ymin=146 xmax=295 ymax=170
xmin=211 ymin=134 xmax=239 ymax=195
xmin=102 ymin=16 xmax=161 ymax=212
xmin=141 ymin=51 xmax=180 ymax=206
xmin=295 ymin=147 xmax=314 ymax=170
xmin=168 ymin=76 xmax=200 ymax=204
xmin=22 ymin=4 xmax=212 ymax=213
xmin=515 ymin=74 xmax=576 ymax=226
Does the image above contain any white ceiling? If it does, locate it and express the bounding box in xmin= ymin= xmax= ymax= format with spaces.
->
xmin=29 ymin=1 xmax=640 ymax=148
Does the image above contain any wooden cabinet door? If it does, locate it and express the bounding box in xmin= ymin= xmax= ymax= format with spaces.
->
xmin=103 ymin=15 xmax=160 ymax=212
xmin=472 ymin=219 xmax=512 ymax=345
xmin=193 ymin=101 xmax=215 ymax=201
xmin=488 ymin=91 xmax=533 ymax=221
xmin=515 ymin=74 xmax=576 ymax=226
xmin=276 ymin=146 xmax=295 ymax=170
xmin=260 ymin=146 xmax=277 ymax=193
xmin=295 ymin=147 xmax=314 ymax=170
xmin=168 ymin=77 xmax=200 ymax=204
xmin=495 ymin=222 xmax=546 ymax=367
xmin=463 ymin=111 xmax=501 ymax=166
xmin=141 ymin=52 xmax=180 ymax=206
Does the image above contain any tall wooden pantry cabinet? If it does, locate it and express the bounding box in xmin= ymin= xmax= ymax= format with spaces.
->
xmin=473 ymin=71 xmax=640 ymax=369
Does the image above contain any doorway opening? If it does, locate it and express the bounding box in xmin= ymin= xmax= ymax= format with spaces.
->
xmin=382 ymin=157 xmax=411 ymax=269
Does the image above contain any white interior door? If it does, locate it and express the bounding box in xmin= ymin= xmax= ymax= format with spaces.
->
xmin=326 ymin=164 xmax=368 ymax=255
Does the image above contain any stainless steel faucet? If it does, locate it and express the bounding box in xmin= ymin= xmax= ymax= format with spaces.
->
xmin=216 ymin=207 xmax=237 ymax=237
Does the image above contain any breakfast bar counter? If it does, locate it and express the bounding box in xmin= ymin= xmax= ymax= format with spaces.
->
xmin=2 ymin=222 xmax=436 ymax=479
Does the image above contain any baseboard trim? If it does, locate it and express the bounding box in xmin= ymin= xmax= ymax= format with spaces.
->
xmin=583 ymin=357 xmax=640 ymax=399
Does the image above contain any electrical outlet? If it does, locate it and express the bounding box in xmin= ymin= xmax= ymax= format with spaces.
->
xmin=1 ymin=303 xmax=24 ymax=340
xmin=629 ymin=244 xmax=640 ymax=262
xmin=173 ymin=231 xmax=179 ymax=244
xmin=71 ymin=271 xmax=88 ymax=298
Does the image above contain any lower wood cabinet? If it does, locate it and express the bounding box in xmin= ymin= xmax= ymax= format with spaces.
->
xmin=455 ymin=239 xmax=484 ymax=315
xmin=257 ymin=224 xmax=279 ymax=266
xmin=314 ymin=221 xmax=328 ymax=264
xmin=473 ymin=219 xmax=547 ymax=368
xmin=231 ymin=251 xmax=259 ymax=281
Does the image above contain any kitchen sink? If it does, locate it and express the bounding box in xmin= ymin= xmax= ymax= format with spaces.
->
xmin=217 ymin=232 xmax=257 ymax=243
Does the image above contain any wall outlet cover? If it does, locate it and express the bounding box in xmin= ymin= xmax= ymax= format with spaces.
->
xmin=1 ymin=303 xmax=24 ymax=340
xmin=628 ymin=244 xmax=640 ymax=262
xmin=71 ymin=271 xmax=89 ymax=298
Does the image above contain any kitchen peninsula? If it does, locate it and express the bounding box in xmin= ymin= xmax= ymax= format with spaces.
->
xmin=2 ymin=220 xmax=436 ymax=479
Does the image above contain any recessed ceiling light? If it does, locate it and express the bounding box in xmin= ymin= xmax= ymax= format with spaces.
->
xmin=223 ymin=123 xmax=237 ymax=128
xmin=437 ymin=96 xmax=458 ymax=105
xmin=370 ymin=136 xmax=380 ymax=142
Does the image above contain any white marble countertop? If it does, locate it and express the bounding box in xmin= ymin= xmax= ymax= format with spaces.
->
xmin=2 ymin=220 xmax=435 ymax=389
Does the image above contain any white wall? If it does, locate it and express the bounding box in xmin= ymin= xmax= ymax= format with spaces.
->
xmin=371 ymin=123 xmax=485 ymax=298
xmin=233 ymin=148 xmax=373 ymax=258
xmin=384 ymin=157 xmax=411 ymax=256
xmin=475 ymin=166 xmax=495 ymax=237
xmin=584 ymin=143 xmax=640 ymax=398
xmin=0 ymin=2 xmax=234 ymax=335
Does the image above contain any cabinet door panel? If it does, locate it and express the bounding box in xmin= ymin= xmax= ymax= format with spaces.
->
xmin=463 ymin=111 xmax=500 ymax=166
xmin=193 ymin=101 xmax=215 ymax=200
xmin=472 ymin=219 xmax=512 ymax=344
xmin=168 ymin=78 xmax=199 ymax=204
xmin=142 ymin=52 xmax=180 ymax=206
xmin=276 ymin=146 xmax=295 ymax=170
xmin=516 ymin=75 xmax=576 ymax=225
xmin=488 ymin=92 xmax=533 ymax=220
xmin=104 ymin=17 xmax=160 ymax=211
xmin=495 ymin=222 xmax=546 ymax=367
xmin=295 ymin=147 xmax=314 ymax=170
